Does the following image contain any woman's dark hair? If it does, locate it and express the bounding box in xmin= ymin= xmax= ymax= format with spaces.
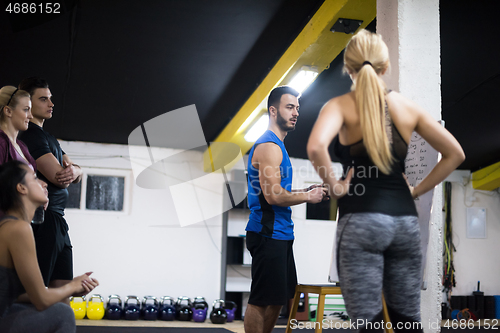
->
xmin=0 ymin=160 xmax=28 ymax=213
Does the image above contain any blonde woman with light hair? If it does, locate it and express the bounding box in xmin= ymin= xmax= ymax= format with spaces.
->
xmin=0 ymin=86 xmax=40 ymax=222
xmin=307 ymin=29 xmax=464 ymax=331
xmin=0 ymin=86 xmax=36 ymax=169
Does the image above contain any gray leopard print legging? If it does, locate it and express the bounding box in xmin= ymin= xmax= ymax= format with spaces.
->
xmin=337 ymin=213 xmax=423 ymax=332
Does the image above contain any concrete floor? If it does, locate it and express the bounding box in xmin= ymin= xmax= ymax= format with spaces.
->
xmin=76 ymin=319 xmax=499 ymax=332
xmin=77 ymin=319 xmax=249 ymax=333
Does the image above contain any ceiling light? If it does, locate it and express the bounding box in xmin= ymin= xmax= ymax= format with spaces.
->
xmin=287 ymin=66 xmax=319 ymax=93
xmin=244 ymin=114 xmax=269 ymax=142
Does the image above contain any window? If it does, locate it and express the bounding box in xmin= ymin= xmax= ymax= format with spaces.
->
xmin=86 ymin=175 xmax=125 ymax=211
xmin=66 ymin=182 xmax=82 ymax=209
xmin=66 ymin=168 xmax=131 ymax=214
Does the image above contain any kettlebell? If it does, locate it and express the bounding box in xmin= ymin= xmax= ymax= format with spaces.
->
xmin=87 ymin=294 xmax=105 ymax=320
xmin=192 ymin=296 xmax=208 ymax=322
xmin=224 ymin=301 xmax=237 ymax=322
xmin=142 ymin=295 xmax=159 ymax=320
xmin=210 ymin=299 xmax=228 ymax=324
xmin=106 ymin=295 xmax=122 ymax=320
xmin=70 ymin=296 xmax=86 ymax=320
xmin=159 ymin=296 xmax=176 ymax=321
xmin=175 ymin=296 xmax=193 ymax=321
xmin=124 ymin=296 xmax=141 ymax=320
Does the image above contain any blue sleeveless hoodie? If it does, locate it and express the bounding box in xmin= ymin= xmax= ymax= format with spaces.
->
xmin=245 ymin=130 xmax=294 ymax=240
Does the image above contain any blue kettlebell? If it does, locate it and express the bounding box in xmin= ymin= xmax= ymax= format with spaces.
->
xmin=192 ymin=296 xmax=208 ymax=322
xmin=224 ymin=301 xmax=237 ymax=322
xmin=106 ymin=295 xmax=122 ymax=320
xmin=124 ymin=296 xmax=141 ymax=320
xmin=175 ymin=296 xmax=193 ymax=321
xmin=159 ymin=296 xmax=176 ymax=321
xmin=142 ymin=296 xmax=159 ymax=320
xmin=210 ymin=299 xmax=228 ymax=324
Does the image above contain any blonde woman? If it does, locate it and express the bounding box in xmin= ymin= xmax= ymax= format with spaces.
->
xmin=0 ymin=86 xmax=36 ymax=169
xmin=0 ymin=86 xmax=41 ymax=222
xmin=307 ymin=30 xmax=464 ymax=331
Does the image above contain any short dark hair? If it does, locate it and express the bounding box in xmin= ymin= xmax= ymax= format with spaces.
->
xmin=0 ymin=160 xmax=28 ymax=213
xmin=267 ymin=86 xmax=300 ymax=112
xmin=18 ymin=77 xmax=49 ymax=97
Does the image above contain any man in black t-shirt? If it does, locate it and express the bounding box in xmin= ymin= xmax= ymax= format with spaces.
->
xmin=19 ymin=77 xmax=82 ymax=292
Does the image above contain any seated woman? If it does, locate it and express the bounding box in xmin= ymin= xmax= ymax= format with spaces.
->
xmin=0 ymin=160 xmax=99 ymax=332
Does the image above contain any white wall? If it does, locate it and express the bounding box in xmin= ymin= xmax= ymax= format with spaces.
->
xmin=61 ymin=140 xmax=223 ymax=306
xmin=449 ymin=180 xmax=500 ymax=295
xmin=290 ymin=157 xmax=341 ymax=284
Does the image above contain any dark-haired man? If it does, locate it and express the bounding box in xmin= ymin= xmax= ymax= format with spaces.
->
xmin=244 ymin=86 xmax=327 ymax=333
xmin=19 ymin=77 xmax=82 ymax=292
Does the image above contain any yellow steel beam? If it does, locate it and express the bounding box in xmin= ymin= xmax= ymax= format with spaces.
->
xmin=204 ymin=0 xmax=376 ymax=172
xmin=472 ymin=161 xmax=500 ymax=191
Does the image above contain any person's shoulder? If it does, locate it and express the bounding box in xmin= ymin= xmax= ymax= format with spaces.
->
xmin=21 ymin=123 xmax=41 ymax=138
xmin=21 ymin=123 xmax=48 ymax=144
xmin=256 ymin=130 xmax=277 ymax=143
xmin=255 ymin=131 xmax=281 ymax=148
xmin=253 ymin=142 xmax=282 ymax=163
xmin=0 ymin=132 xmax=10 ymax=162
xmin=386 ymin=91 xmax=424 ymax=114
xmin=0 ymin=131 xmax=8 ymax=146
xmin=323 ymin=92 xmax=355 ymax=109
xmin=255 ymin=141 xmax=280 ymax=150
xmin=387 ymin=90 xmax=416 ymax=106
xmin=329 ymin=91 xmax=352 ymax=102
xmin=0 ymin=219 xmax=32 ymax=239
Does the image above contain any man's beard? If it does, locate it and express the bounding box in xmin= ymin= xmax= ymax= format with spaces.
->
xmin=277 ymin=109 xmax=296 ymax=132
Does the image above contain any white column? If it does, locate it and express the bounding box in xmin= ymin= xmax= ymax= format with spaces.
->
xmin=377 ymin=1 xmax=442 ymax=332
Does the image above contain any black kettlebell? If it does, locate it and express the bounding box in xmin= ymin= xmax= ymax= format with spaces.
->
xmin=159 ymin=296 xmax=176 ymax=321
xmin=124 ymin=296 xmax=141 ymax=320
xmin=142 ymin=295 xmax=159 ymax=320
xmin=175 ymin=296 xmax=193 ymax=321
xmin=106 ymin=295 xmax=122 ymax=320
xmin=210 ymin=299 xmax=228 ymax=324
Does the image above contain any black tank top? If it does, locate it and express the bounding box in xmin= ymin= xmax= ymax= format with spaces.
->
xmin=333 ymin=98 xmax=417 ymax=219
xmin=0 ymin=218 xmax=25 ymax=318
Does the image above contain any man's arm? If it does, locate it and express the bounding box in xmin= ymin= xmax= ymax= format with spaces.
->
xmin=253 ymin=142 xmax=325 ymax=207
xmin=36 ymin=153 xmax=82 ymax=188
xmin=36 ymin=153 xmax=71 ymax=188
xmin=55 ymin=155 xmax=83 ymax=185
xmin=291 ymin=184 xmax=324 ymax=193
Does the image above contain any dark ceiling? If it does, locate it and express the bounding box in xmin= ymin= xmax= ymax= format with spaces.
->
xmin=1 ymin=0 xmax=499 ymax=172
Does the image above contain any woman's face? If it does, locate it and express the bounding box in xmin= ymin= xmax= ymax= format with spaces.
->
xmin=10 ymin=96 xmax=32 ymax=131
xmin=21 ymin=165 xmax=48 ymax=206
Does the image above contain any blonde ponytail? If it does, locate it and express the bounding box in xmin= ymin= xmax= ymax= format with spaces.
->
xmin=344 ymin=30 xmax=393 ymax=175
xmin=355 ymin=64 xmax=393 ymax=174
